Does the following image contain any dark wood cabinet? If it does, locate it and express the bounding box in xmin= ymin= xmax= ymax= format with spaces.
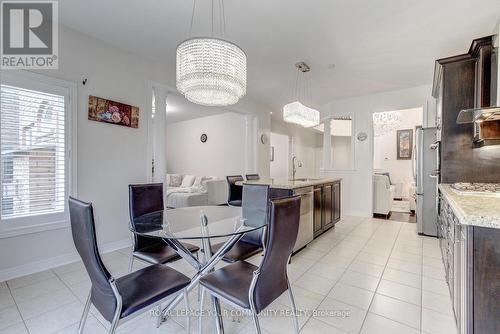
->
xmin=313 ymin=187 xmax=322 ymax=236
xmin=432 ymin=36 xmax=500 ymax=182
xmin=472 ymin=227 xmax=500 ymax=334
xmin=333 ymin=182 xmax=341 ymax=222
xmin=323 ymin=184 xmax=333 ymax=230
xmin=438 ymin=192 xmax=500 ymax=334
xmin=313 ymin=180 xmax=341 ymax=238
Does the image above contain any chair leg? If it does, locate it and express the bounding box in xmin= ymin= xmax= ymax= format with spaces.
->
xmin=108 ymin=317 xmax=119 ymax=334
xmin=287 ymin=283 xmax=300 ymax=334
xmin=198 ymin=287 xmax=205 ymax=334
xmin=183 ymin=289 xmax=191 ymax=334
xmin=156 ymin=305 xmax=162 ymax=328
xmin=78 ymin=293 xmax=91 ymax=334
xmin=128 ymin=253 xmax=134 ymax=273
xmin=212 ymin=296 xmax=224 ymax=334
xmin=250 ymin=309 xmax=262 ymax=334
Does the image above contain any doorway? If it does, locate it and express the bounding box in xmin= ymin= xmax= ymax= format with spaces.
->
xmin=372 ymin=107 xmax=422 ymax=222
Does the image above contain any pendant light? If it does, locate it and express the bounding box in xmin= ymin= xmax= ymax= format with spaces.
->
xmin=283 ymin=62 xmax=320 ymax=127
xmin=176 ymin=0 xmax=247 ymax=106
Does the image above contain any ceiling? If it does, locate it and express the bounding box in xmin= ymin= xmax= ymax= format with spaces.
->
xmin=60 ymin=0 xmax=500 ymax=113
xmin=165 ymin=93 xmax=227 ymax=124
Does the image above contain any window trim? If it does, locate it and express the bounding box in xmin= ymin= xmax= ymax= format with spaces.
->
xmin=320 ymin=112 xmax=357 ymax=172
xmin=0 ymin=71 xmax=77 ymax=239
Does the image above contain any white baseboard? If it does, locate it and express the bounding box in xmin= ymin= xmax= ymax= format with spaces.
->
xmin=0 ymin=238 xmax=131 ymax=282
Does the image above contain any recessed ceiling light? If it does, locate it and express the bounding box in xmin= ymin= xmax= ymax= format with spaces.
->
xmin=270 ymin=112 xmax=273 ymax=115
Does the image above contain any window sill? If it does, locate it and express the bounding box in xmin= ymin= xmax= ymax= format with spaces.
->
xmin=0 ymin=219 xmax=69 ymax=239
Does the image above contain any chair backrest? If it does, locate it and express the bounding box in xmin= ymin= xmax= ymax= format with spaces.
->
xmin=245 ymin=174 xmax=260 ymax=181
xmin=128 ymin=183 xmax=164 ymax=250
xmin=226 ymin=175 xmax=244 ymax=203
xmin=68 ymin=197 xmax=117 ymax=322
xmin=252 ymin=196 xmax=301 ymax=312
xmin=241 ymin=184 xmax=270 ymax=245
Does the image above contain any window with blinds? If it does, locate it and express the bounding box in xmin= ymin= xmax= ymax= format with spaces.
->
xmin=1 ymin=84 xmax=67 ymax=219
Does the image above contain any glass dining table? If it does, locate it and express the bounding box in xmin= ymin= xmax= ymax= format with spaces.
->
xmin=132 ymin=205 xmax=267 ymax=333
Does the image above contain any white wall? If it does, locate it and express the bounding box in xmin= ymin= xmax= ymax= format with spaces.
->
xmin=0 ymin=26 xmax=272 ymax=280
xmin=166 ymin=112 xmax=246 ymax=178
xmin=270 ymin=119 xmax=322 ymax=179
xmin=373 ymin=108 xmax=423 ymax=198
xmin=320 ymin=84 xmax=432 ymax=217
xmin=0 ymin=26 xmax=170 ymax=278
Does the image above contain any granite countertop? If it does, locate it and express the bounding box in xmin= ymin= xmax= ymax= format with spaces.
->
xmin=439 ymin=184 xmax=500 ymax=229
xmin=241 ymin=178 xmax=341 ymax=190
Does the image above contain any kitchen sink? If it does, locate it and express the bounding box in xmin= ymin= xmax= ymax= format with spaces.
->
xmin=289 ymin=178 xmax=319 ymax=182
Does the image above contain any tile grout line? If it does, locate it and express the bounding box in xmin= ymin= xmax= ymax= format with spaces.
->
xmin=52 ymin=267 xmax=110 ymax=333
xmin=5 ymin=276 xmax=31 ymax=334
xmin=313 ymin=221 xmax=428 ymax=333
xmin=300 ymin=217 xmax=386 ymax=333
xmin=282 ymin=218 xmax=366 ymax=332
xmin=357 ymin=221 xmax=404 ymax=333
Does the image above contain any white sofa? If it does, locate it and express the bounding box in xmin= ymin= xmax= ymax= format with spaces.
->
xmin=373 ymin=174 xmax=395 ymax=217
xmin=373 ymin=170 xmax=403 ymax=200
xmin=165 ymin=174 xmax=228 ymax=209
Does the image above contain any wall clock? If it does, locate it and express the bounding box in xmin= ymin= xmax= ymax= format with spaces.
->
xmin=200 ymin=134 xmax=207 ymax=143
xmin=357 ymin=132 xmax=368 ymax=141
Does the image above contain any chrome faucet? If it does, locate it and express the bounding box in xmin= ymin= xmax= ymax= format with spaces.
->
xmin=291 ymin=155 xmax=302 ymax=181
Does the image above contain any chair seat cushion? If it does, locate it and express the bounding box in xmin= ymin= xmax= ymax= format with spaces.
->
xmin=117 ymin=264 xmax=190 ymax=318
xmin=228 ymin=200 xmax=242 ymax=207
xmin=199 ymin=261 xmax=258 ymax=309
xmin=209 ymin=241 xmax=262 ymax=263
xmin=134 ymin=242 xmax=199 ymax=264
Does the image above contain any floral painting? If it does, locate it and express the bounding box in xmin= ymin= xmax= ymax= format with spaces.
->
xmin=397 ymin=129 xmax=413 ymax=160
xmin=88 ymin=96 xmax=139 ymax=128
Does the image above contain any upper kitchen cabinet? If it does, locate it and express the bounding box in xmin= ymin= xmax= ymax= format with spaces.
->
xmin=470 ymin=36 xmax=495 ymax=109
xmin=432 ymin=36 xmax=500 ymax=183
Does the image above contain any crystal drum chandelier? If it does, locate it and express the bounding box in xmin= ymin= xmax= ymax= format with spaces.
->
xmin=373 ymin=111 xmax=401 ymax=137
xmin=176 ymin=0 xmax=246 ymax=106
xmin=283 ymin=101 xmax=320 ymax=128
xmin=283 ymin=62 xmax=320 ymax=127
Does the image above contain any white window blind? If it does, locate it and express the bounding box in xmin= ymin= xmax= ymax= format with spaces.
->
xmin=1 ymin=84 xmax=66 ymax=219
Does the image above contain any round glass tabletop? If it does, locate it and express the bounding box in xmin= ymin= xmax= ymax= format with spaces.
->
xmin=132 ymin=206 xmax=266 ymax=240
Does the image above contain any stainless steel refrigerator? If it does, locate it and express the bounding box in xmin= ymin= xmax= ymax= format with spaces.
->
xmin=413 ymin=127 xmax=439 ymax=236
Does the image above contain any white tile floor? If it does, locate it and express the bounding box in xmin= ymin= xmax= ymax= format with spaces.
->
xmin=0 ymin=216 xmax=457 ymax=334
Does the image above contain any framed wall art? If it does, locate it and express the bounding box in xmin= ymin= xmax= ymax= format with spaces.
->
xmin=397 ymin=129 xmax=413 ymax=160
xmin=88 ymin=95 xmax=139 ymax=128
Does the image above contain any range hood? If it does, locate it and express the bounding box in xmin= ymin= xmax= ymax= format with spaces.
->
xmin=456 ymin=106 xmax=500 ymax=124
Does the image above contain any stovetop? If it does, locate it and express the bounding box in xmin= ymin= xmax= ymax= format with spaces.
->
xmin=451 ymin=182 xmax=500 ymax=195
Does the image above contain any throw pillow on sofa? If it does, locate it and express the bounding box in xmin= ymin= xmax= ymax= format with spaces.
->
xmin=181 ymin=174 xmax=196 ymax=188
xmin=167 ymin=174 xmax=183 ymax=187
xmin=192 ymin=176 xmax=203 ymax=188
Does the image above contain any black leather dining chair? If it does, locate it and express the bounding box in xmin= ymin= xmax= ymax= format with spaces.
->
xmin=208 ymin=184 xmax=269 ymax=263
xmin=128 ymin=183 xmax=199 ymax=272
xmin=226 ymin=175 xmax=244 ymax=207
xmin=199 ymin=195 xmax=301 ymax=334
xmin=246 ymin=174 xmax=260 ymax=181
xmin=69 ymin=197 xmax=191 ymax=334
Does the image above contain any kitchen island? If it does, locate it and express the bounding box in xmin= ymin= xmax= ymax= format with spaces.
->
xmin=242 ymin=178 xmax=342 ymax=251
xmin=438 ymin=184 xmax=500 ymax=334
